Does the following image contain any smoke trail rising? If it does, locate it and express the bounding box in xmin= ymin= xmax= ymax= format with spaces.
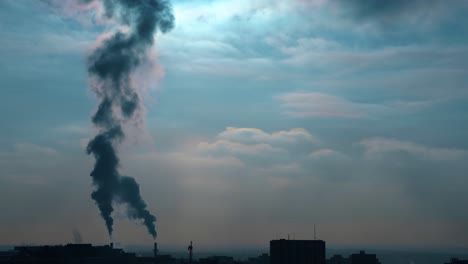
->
xmin=71 ymin=0 xmax=174 ymax=239
xmin=72 ymin=229 xmax=83 ymax=244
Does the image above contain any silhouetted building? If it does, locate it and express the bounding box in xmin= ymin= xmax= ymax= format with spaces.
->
xmin=349 ymin=251 xmax=380 ymax=264
xmin=327 ymin=254 xmax=350 ymax=264
xmin=10 ymin=244 xmax=137 ymax=264
xmin=270 ymin=239 xmax=326 ymax=264
xmin=0 ymin=251 xmax=14 ymax=263
xmin=245 ymin=253 xmax=269 ymax=264
xmin=138 ymin=254 xmax=177 ymax=264
xmin=445 ymin=259 xmax=468 ymax=264
xmin=198 ymin=256 xmax=237 ymax=264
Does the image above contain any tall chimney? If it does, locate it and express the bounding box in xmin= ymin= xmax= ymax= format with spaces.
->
xmin=188 ymin=241 xmax=193 ymax=264
xmin=110 ymin=242 xmax=113 ymax=249
xmin=153 ymin=242 xmax=158 ymax=264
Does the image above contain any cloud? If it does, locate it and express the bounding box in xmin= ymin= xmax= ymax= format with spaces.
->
xmin=13 ymin=143 xmax=58 ymax=155
xmin=276 ymin=91 xmax=443 ymax=119
xmin=57 ymin=124 xmax=89 ymax=135
xmin=157 ymin=0 xmax=321 ymax=79
xmin=273 ymin=37 xmax=342 ymax=54
xmin=218 ymin=127 xmax=316 ymax=144
xmin=141 ymin=127 xmax=319 ymax=173
xmin=360 ymin=137 xmax=467 ymax=161
xmin=136 ymin=151 xmax=245 ymax=169
xmin=276 ymin=92 xmax=366 ymax=118
xmin=198 ymin=140 xmax=284 ymax=156
xmin=197 ymin=127 xmax=320 ymax=163
xmin=0 ymin=143 xmax=62 ymax=186
xmin=329 ymin=0 xmax=468 ymax=27
xmin=186 ymin=127 xmax=337 ymax=178
xmin=309 ymin=148 xmax=346 ymax=159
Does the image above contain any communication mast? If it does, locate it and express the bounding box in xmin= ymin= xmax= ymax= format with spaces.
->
xmin=314 ymin=224 xmax=317 ymax=240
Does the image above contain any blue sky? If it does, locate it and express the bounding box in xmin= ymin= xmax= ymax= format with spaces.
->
xmin=1 ymin=0 xmax=468 ymax=249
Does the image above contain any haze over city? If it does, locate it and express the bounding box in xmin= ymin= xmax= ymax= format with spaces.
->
xmin=1 ymin=0 xmax=468 ymax=255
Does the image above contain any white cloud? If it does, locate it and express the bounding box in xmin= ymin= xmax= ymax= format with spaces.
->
xmin=57 ymin=124 xmax=89 ymax=135
xmin=268 ymin=36 xmax=343 ymax=67
xmin=360 ymin=137 xmax=467 ymax=161
xmin=136 ymin=150 xmax=245 ymax=169
xmin=13 ymin=143 xmax=58 ymax=155
xmin=197 ymin=140 xmax=284 ymax=155
xmin=276 ymin=92 xmax=440 ymax=119
xmin=277 ymin=92 xmax=366 ymax=118
xmin=309 ymin=148 xmax=345 ymax=159
xmin=218 ymin=127 xmax=316 ymax=144
xmin=190 ymin=127 xmax=329 ymax=173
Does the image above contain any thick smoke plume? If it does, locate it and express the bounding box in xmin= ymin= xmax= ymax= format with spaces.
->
xmin=74 ymin=0 xmax=174 ymax=239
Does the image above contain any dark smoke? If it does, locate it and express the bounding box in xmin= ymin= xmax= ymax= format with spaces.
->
xmin=82 ymin=0 xmax=174 ymax=239
xmin=72 ymin=229 xmax=83 ymax=244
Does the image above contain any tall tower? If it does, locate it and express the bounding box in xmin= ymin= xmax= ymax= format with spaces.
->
xmin=153 ymin=242 xmax=158 ymax=264
xmin=188 ymin=241 xmax=193 ymax=264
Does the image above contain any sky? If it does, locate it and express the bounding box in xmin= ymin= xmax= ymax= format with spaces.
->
xmin=1 ymin=0 xmax=468 ymax=250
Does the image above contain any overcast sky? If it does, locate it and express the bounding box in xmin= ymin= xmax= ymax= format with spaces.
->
xmin=1 ymin=0 xmax=468 ymax=250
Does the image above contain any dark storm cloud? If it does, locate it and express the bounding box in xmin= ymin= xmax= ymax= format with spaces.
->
xmin=82 ymin=0 xmax=174 ymax=239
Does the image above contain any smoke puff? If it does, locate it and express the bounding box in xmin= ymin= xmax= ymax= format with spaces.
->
xmin=119 ymin=176 xmax=157 ymax=238
xmin=73 ymin=229 xmax=83 ymax=244
xmin=82 ymin=0 xmax=174 ymax=239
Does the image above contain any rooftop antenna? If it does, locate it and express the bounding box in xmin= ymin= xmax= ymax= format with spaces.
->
xmin=314 ymin=224 xmax=317 ymax=240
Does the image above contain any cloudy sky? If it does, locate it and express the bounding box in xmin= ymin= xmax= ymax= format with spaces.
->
xmin=1 ymin=0 xmax=468 ymax=250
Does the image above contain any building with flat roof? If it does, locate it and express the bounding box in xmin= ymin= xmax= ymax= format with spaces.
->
xmin=10 ymin=244 xmax=141 ymax=264
xmin=349 ymin=251 xmax=380 ymax=264
xmin=327 ymin=254 xmax=350 ymax=264
xmin=270 ymin=239 xmax=326 ymax=264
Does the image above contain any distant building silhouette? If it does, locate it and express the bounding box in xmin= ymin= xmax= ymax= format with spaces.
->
xmin=0 ymin=251 xmax=14 ymax=263
xmin=327 ymin=254 xmax=350 ymax=264
xmin=445 ymin=259 xmax=468 ymax=264
xmin=10 ymin=244 xmax=137 ymax=264
xmin=270 ymin=239 xmax=326 ymax=264
xmin=0 ymin=240 xmax=387 ymax=264
xmin=1 ymin=243 xmax=183 ymax=264
xmin=198 ymin=256 xmax=237 ymax=264
xmin=349 ymin=251 xmax=380 ymax=264
xmin=245 ymin=253 xmax=269 ymax=264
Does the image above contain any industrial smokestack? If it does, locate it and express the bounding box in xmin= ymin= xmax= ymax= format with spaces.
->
xmin=153 ymin=242 xmax=158 ymax=264
xmin=188 ymin=241 xmax=193 ymax=264
xmin=51 ymin=0 xmax=175 ymax=239
xmin=110 ymin=242 xmax=114 ymax=249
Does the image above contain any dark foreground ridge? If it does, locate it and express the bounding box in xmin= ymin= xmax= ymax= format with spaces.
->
xmin=0 ymin=239 xmax=466 ymax=264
